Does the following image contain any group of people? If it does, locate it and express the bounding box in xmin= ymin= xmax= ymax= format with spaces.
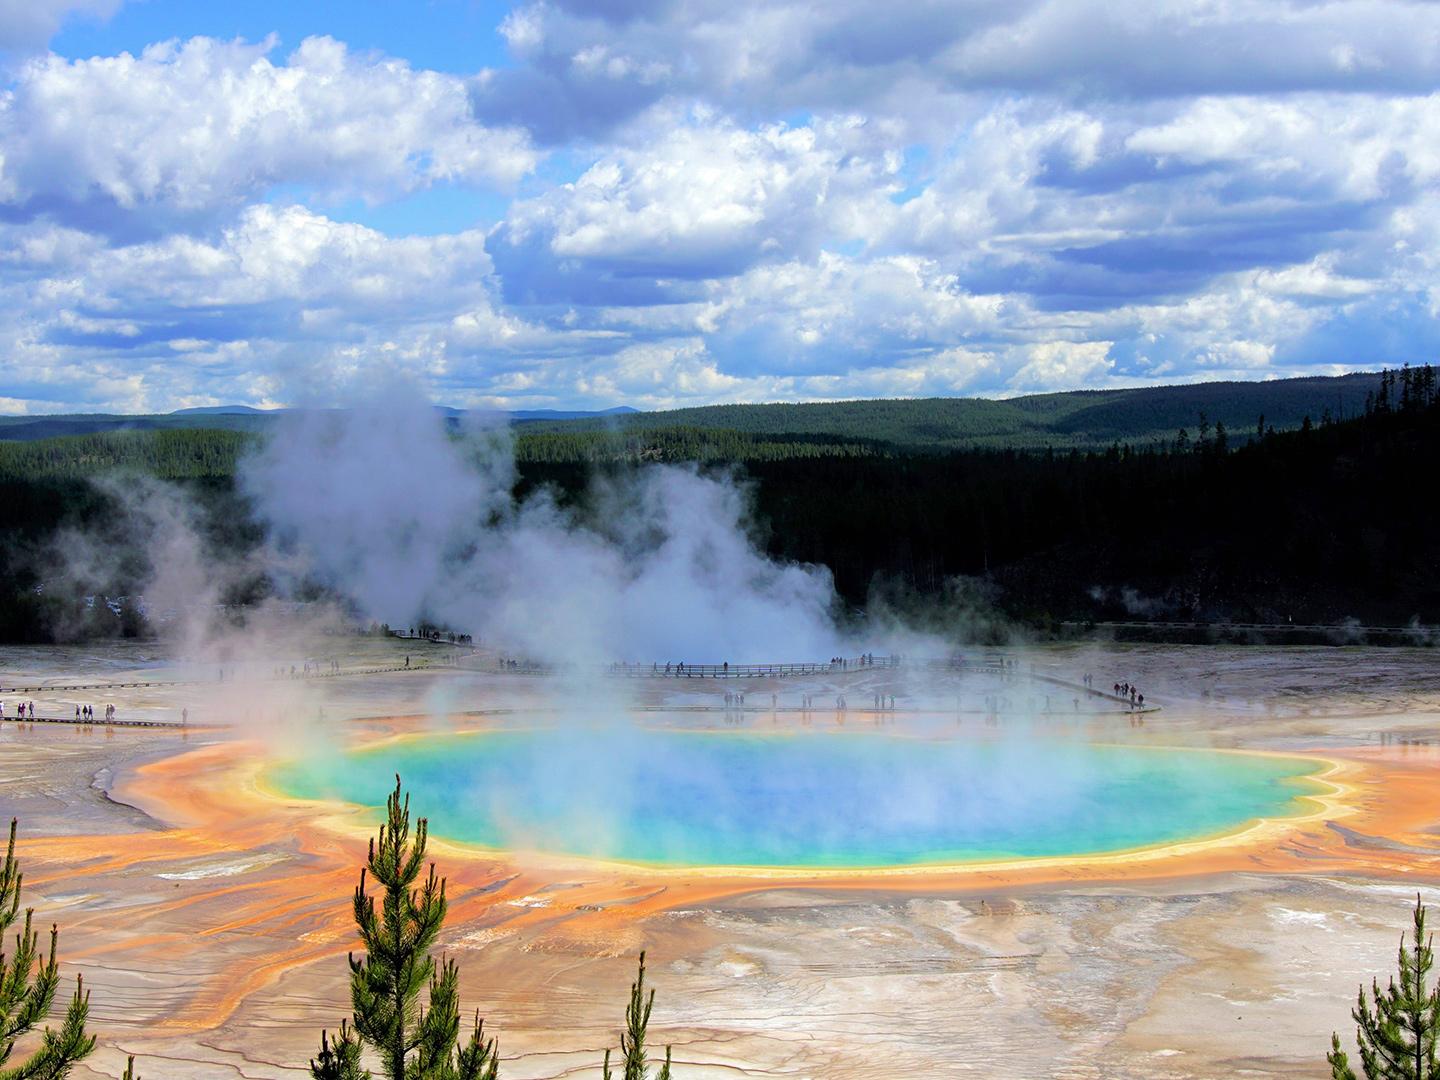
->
xmin=71 ymin=704 xmax=118 ymax=723
xmin=828 ymin=654 xmax=891 ymax=670
xmin=1113 ymin=681 xmax=1146 ymax=708
xmin=273 ymin=660 xmax=342 ymax=678
xmin=404 ymin=627 xmax=473 ymax=645
xmin=1 ymin=701 xmax=122 ymax=724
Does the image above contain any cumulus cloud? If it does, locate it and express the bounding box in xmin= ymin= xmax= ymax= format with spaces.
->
xmin=0 ymin=0 xmax=120 ymax=52
xmin=0 ymin=3 xmax=1436 ymax=411
xmin=0 ymin=35 xmax=536 ymax=235
xmin=1010 ymin=340 xmax=1114 ymax=389
xmin=491 ymin=111 xmax=897 ymax=305
xmin=0 ymin=204 xmax=543 ymax=410
xmin=472 ymin=0 xmax=1440 ymax=141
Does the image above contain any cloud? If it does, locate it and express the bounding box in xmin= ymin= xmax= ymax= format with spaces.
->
xmin=0 ymin=35 xmax=536 ymax=235
xmin=1009 ymin=340 xmax=1114 ymax=389
xmin=491 ymin=111 xmax=896 ymax=303
xmin=0 ymin=0 xmax=120 ymax=52
xmin=0 ymin=204 xmax=538 ymax=410
xmin=947 ymin=0 xmax=1440 ymax=98
xmin=1 ymin=6 xmax=1437 ymax=412
xmin=471 ymin=0 xmax=1440 ymax=142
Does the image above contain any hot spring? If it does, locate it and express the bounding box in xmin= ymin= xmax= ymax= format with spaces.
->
xmin=269 ymin=727 xmax=1326 ymax=869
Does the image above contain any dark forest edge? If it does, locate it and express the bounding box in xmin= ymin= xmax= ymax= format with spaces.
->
xmin=0 ymin=366 xmax=1434 ymax=643
xmin=0 ymin=370 xmax=1386 ymax=455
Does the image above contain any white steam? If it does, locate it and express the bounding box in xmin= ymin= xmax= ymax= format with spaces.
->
xmin=241 ymin=391 xmax=843 ymax=665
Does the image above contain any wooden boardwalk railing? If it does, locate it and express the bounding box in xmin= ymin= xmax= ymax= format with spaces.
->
xmin=602 ymin=656 xmax=901 ymax=679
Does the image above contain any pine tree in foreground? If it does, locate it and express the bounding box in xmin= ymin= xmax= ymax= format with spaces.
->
xmin=311 ymin=777 xmax=498 ymax=1080
xmin=1329 ymin=894 xmax=1440 ymax=1079
xmin=0 ymin=817 xmax=97 ymax=1080
xmin=602 ymin=952 xmax=672 ymax=1080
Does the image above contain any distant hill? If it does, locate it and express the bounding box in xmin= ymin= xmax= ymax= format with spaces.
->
xmin=521 ymin=373 xmax=1383 ymax=451
xmin=170 ymin=405 xmax=271 ymax=416
xmin=0 ymin=405 xmax=638 ymax=442
xmin=511 ymin=406 xmax=638 ymax=421
xmin=0 ymin=411 xmax=276 ymax=440
xmin=0 ymin=367 xmax=1433 ymax=640
xmin=0 ymin=373 xmax=1382 ymax=449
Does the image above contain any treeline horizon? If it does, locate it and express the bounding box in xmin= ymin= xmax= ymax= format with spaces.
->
xmin=0 ymin=368 xmax=1399 ymax=479
xmin=0 ymin=365 xmax=1434 ymax=641
xmin=0 ymin=369 xmax=1388 ymax=456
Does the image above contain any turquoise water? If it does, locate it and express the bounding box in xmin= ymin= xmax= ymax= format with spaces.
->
xmin=269 ymin=728 xmax=1323 ymax=868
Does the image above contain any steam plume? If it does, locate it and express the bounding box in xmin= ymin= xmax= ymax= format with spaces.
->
xmin=241 ymin=389 xmax=843 ymax=665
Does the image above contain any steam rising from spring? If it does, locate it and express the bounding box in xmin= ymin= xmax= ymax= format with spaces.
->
xmin=241 ymin=392 xmax=843 ymax=664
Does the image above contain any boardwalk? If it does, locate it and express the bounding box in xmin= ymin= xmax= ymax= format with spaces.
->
xmin=0 ymin=651 xmax=1159 ymax=720
xmin=0 ymin=662 xmax=431 ymax=695
xmin=604 ymin=656 xmax=900 ymax=678
xmin=1 ymin=714 xmax=185 ymax=729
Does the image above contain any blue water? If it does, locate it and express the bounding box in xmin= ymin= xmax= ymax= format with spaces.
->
xmin=269 ymin=728 xmax=1322 ymax=868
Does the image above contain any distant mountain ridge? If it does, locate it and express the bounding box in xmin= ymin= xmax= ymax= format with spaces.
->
xmin=170 ymin=405 xmax=270 ymax=415
xmin=511 ymin=406 xmax=638 ymax=421
xmin=520 ymin=372 xmax=1385 ymax=451
xmin=0 ymin=373 xmax=1383 ymax=450
xmin=0 ymin=404 xmax=639 ymax=441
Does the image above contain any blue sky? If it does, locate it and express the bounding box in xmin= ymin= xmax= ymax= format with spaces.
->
xmin=0 ymin=0 xmax=1435 ymax=412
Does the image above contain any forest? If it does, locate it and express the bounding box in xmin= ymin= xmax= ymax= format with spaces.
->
xmin=0 ymin=366 xmax=1432 ymax=641
xmin=0 ymin=370 xmax=1384 ymax=451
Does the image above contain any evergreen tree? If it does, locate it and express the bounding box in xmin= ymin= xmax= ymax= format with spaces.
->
xmin=1329 ymin=894 xmax=1440 ymax=1079
xmin=311 ymin=778 xmax=499 ymax=1080
xmin=0 ymin=818 xmax=96 ymax=1080
xmin=602 ymin=953 xmax=673 ymax=1080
